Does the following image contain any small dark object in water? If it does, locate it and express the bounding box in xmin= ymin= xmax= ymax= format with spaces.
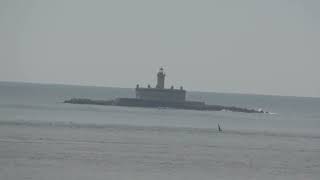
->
xmin=218 ymin=124 xmax=222 ymax=132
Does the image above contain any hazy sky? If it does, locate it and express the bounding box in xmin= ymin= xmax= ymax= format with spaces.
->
xmin=1 ymin=0 xmax=319 ymax=97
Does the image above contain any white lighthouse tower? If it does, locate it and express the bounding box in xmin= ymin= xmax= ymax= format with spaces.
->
xmin=135 ymin=67 xmax=186 ymax=102
xmin=156 ymin=67 xmax=165 ymax=89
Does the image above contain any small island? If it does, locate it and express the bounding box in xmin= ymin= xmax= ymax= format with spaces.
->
xmin=64 ymin=68 xmax=267 ymax=114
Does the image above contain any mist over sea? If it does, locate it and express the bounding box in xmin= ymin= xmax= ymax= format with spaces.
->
xmin=1 ymin=81 xmax=320 ymax=179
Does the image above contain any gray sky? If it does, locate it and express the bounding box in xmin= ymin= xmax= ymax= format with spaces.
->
xmin=1 ymin=0 xmax=319 ymax=97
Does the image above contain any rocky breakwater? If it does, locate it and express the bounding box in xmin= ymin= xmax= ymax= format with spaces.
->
xmin=64 ymin=98 xmax=114 ymax=105
xmin=64 ymin=98 xmax=268 ymax=114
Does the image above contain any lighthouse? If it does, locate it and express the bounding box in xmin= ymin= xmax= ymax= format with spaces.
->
xmin=156 ymin=67 xmax=165 ymax=89
xmin=135 ymin=68 xmax=186 ymax=102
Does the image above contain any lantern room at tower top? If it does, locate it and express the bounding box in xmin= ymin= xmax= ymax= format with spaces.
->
xmin=135 ymin=68 xmax=186 ymax=102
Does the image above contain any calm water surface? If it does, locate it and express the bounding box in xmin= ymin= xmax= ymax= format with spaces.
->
xmin=0 ymin=82 xmax=320 ymax=180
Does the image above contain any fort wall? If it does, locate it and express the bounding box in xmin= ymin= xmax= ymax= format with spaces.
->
xmin=136 ymin=88 xmax=186 ymax=102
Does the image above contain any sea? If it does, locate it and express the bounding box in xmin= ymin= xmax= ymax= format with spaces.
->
xmin=0 ymin=81 xmax=319 ymax=180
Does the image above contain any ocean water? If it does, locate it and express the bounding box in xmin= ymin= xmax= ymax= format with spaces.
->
xmin=0 ymin=81 xmax=320 ymax=179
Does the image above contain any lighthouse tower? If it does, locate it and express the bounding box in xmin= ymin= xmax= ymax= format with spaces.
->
xmin=135 ymin=67 xmax=186 ymax=102
xmin=156 ymin=67 xmax=165 ymax=89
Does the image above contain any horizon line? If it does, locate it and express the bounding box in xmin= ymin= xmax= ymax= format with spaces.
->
xmin=1 ymin=80 xmax=319 ymax=99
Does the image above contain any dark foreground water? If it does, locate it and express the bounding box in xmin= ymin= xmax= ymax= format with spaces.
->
xmin=0 ymin=82 xmax=319 ymax=179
